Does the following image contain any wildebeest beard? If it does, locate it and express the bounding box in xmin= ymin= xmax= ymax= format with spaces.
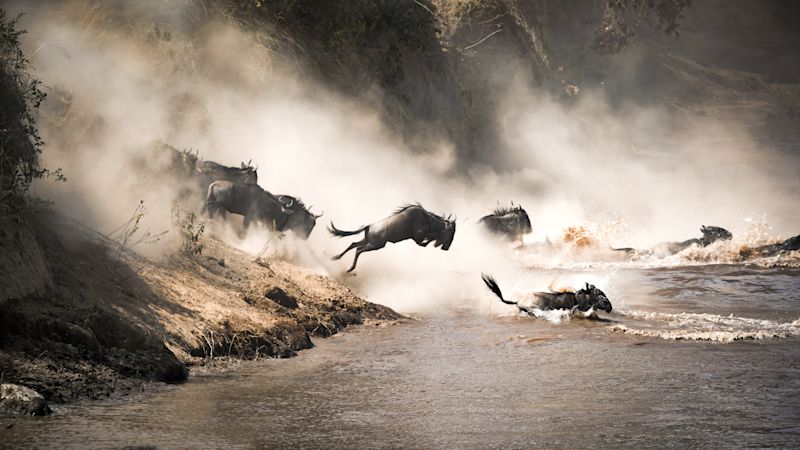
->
xmin=434 ymin=221 xmax=456 ymax=250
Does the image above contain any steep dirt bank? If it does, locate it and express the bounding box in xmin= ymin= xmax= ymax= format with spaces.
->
xmin=0 ymin=209 xmax=400 ymax=407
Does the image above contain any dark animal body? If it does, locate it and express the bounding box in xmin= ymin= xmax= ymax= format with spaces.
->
xmin=742 ymin=234 xmax=800 ymax=258
xmin=150 ymin=142 xmax=255 ymax=187
xmin=329 ymin=204 xmax=456 ymax=272
xmin=195 ymin=159 xmax=257 ymax=188
xmin=481 ymin=274 xmax=613 ymax=314
xmin=205 ymin=181 xmax=292 ymax=230
xmin=479 ymin=204 xmax=532 ymax=243
xmin=277 ymin=195 xmax=322 ymax=240
xmin=158 ymin=142 xmax=198 ymax=178
xmin=613 ymin=225 xmax=733 ymax=256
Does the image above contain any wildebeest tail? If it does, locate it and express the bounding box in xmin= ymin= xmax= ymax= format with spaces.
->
xmin=327 ymin=222 xmax=367 ymax=237
xmin=481 ymin=273 xmax=517 ymax=305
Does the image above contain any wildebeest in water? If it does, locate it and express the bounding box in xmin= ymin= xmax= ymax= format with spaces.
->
xmin=328 ymin=204 xmax=456 ymax=272
xmin=481 ymin=273 xmax=613 ymax=315
xmin=204 ymin=180 xmax=293 ymax=231
xmin=478 ymin=202 xmax=532 ymax=243
xmin=740 ymin=234 xmax=800 ymax=258
xmin=612 ymin=225 xmax=733 ymax=256
xmin=277 ymin=195 xmax=323 ymax=240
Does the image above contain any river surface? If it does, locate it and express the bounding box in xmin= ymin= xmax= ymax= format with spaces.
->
xmin=2 ymin=265 xmax=800 ymax=448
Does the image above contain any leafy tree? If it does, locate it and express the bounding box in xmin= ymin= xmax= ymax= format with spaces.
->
xmin=593 ymin=0 xmax=691 ymax=54
xmin=0 ymin=9 xmax=52 ymax=214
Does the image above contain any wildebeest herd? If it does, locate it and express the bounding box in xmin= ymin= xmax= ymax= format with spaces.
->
xmin=153 ymin=142 xmax=322 ymax=238
xmin=154 ymin=142 xmax=800 ymax=319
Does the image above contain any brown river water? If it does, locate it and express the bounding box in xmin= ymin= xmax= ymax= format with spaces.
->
xmin=2 ymin=265 xmax=800 ymax=448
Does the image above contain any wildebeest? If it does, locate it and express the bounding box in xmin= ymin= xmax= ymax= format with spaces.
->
xmin=196 ymin=159 xmax=258 ymax=187
xmin=328 ymin=204 xmax=456 ymax=272
xmin=612 ymin=225 xmax=733 ymax=256
xmin=205 ymin=181 xmax=293 ymax=230
xmin=741 ymin=234 xmax=800 ymax=258
xmin=144 ymin=141 xmax=198 ymax=179
xmin=478 ymin=203 xmax=532 ymax=243
xmin=277 ymin=195 xmax=323 ymax=240
xmin=481 ymin=273 xmax=613 ymax=315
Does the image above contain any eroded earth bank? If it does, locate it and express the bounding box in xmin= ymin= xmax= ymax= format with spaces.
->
xmin=0 ymin=210 xmax=400 ymax=412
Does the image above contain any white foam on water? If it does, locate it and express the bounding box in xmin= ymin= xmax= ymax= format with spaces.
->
xmin=609 ymin=310 xmax=800 ymax=343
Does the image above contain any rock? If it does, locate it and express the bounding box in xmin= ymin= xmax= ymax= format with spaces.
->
xmin=0 ymin=384 xmax=52 ymax=416
xmin=265 ymin=287 xmax=299 ymax=309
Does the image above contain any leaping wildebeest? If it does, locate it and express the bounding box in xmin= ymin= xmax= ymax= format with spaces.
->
xmin=478 ymin=202 xmax=532 ymax=243
xmin=481 ymin=273 xmax=613 ymax=315
xmin=328 ymin=204 xmax=456 ymax=272
xmin=205 ymin=181 xmax=293 ymax=231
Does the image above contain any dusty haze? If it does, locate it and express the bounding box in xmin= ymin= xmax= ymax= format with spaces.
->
xmin=8 ymin=0 xmax=799 ymax=312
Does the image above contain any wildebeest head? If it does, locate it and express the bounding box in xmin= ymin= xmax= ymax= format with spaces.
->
xmin=578 ymin=282 xmax=612 ymax=313
xmin=434 ymin=215 xmax=456 ymax=250
xmin=180 ymin=148 xmax=198 ymax=173
xmin=240 ymin=160 xmax=258 ymax=185
xmin=699 ymin=225 xmax=732 ymax=246
xmin=517 ymin=208 xmax=533 ymax=235
xmin=279 ymin=195 xmax=322 ymax=240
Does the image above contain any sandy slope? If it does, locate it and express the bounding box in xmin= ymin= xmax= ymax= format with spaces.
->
xmin=0 ymin=209 xmax=400 ymax=405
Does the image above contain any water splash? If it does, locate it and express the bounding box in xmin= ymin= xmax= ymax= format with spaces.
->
xmin=609 ymin=310 xmax=800 ymax=343
xmin=516 ymin=215 xmax=800 ymax=269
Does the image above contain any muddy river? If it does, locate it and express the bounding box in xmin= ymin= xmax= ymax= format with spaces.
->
xmin=3 ymin=265 xmax=799 ymax=448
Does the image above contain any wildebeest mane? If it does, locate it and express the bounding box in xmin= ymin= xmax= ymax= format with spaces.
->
xmin=394 ymin=203 xmax=450 ymax=222
xmin=492 ymin=204 xmax=525 ymax=216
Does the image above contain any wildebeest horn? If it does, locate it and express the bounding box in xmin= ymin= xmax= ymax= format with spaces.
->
xmin=314 ymin=211 xmax=324 ymax=219
xmin=241 ymin=162 xmax=246 ymax=169
xmin=247 ymin=159 xmax=252 ymax=167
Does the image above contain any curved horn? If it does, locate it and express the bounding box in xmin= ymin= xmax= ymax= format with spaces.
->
xmin=278 ymin=196 xmax=293 ymax=208
xmin=314 ymin=210 xmax=324 ymax=219
xmin=247 ymin=159 xmax=252 ymax=166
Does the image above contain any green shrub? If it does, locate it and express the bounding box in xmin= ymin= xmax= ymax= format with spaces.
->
xmin=171 ymin=201 xmax=205 ymax=256
xmin=0 ymin=9 xmax=48 ymax=214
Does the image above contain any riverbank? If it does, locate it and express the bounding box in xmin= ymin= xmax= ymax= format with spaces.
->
xmin=0 ymin=209 xmax=400 ymax=409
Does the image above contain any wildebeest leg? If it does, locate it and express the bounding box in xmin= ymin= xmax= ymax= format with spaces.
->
xmin=332 ymin=239 xmax=365 ymax=261
xmin=347 ymin=242 xmax=383 ymax=272
xmin=242 ymin=215 xmax=250 ymax=230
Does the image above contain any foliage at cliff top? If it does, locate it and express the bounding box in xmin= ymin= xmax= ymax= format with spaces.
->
xmin=0 ymin=8 xmax=47 ymax=215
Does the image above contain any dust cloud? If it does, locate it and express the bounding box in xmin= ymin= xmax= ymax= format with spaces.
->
xmin=10 ymin=0 xmax=799 ymax=313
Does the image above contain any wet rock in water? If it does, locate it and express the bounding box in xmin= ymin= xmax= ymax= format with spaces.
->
xmin=265 ymin=287 xmax=299 ymax=309
xmin=0 ymin=384 xmax=52 ymax=416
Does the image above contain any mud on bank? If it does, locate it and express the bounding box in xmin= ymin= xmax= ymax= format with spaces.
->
xmin=0 ymin=209 xmax=400 ymax=407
